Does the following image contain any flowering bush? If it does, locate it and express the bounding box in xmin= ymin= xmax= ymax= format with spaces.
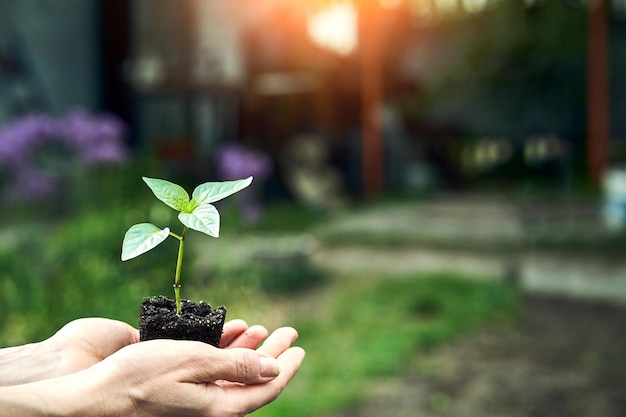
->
xmin=214 ymin=144 xmax=272 ymax=223
xmin=0 ymin=108 xmax=128 ymax=200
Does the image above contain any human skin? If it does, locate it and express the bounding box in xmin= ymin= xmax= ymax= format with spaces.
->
xmin=0 ymin=318 xmax=304 ymax=416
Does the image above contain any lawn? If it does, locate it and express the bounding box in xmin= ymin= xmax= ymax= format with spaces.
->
xmin=245 ymin=273 xmax=519 ymax=417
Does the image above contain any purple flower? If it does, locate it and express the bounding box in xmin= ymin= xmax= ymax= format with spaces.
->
xmin=0 ymin=114 xmax=57 ymax=165
xmin=215 ymin=144 xmax=272 ymax=181
xmin=0 ymin=108 xmax=129 ymax=201
xmin=214 ymin=144 xmax=273 ymax=224
xmin=57 ymin=108 xmax=129 ymax=165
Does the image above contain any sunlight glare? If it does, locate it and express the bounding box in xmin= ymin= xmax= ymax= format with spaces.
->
xmin=307 ymin=2 xmax=357 ymax=56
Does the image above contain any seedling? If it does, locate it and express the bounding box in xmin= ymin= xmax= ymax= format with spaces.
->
xmin=121 ymin=176 xmax=252 ymax=315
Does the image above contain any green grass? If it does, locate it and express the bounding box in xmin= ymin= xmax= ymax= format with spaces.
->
xmin=0 ymin=205 xmax=175 ymax=346
xmin=249 ymin=273 xmax=520 ymax=417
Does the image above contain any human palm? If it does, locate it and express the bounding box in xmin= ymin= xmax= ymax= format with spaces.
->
xmin=48 ymin=318 xmax=268 ymax=377
xmin=47 ymin=318 xmax=139 ymax=376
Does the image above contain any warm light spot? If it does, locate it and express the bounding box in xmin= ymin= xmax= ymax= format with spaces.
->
xmin=380 ymin=0 xmax=403 ymax=8
xmin=307 ymin=2 xmax=357 ymax=55
xmin=464 ymin=0 xmax=488 ymax=13
xmin=435 ymin=0 xmax=459 ymax=13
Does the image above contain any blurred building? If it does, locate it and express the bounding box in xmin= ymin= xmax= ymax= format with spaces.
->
xmin=2 ymin=0 xmax=626 ymax=196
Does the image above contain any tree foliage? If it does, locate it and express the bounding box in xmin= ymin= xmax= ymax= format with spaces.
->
xmin=419 ymin=1 xmax=587 ymax=137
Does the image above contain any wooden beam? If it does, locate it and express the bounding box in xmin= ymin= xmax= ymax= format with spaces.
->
xmin=359 ymin=3 xmax=385 ymax=197
xmin=587 ymin=0 xmax=610 ymax=186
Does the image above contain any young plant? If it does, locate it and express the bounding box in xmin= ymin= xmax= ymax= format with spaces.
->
xmin=121 ymin=176 xmax=253 ymax=315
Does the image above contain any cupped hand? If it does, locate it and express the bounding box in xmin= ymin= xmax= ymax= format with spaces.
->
xmin=0 ymin=318 xmax=138 ymax=387
xmin=53 ymin=326 xmax=305 ymax=417
xmin=47 ymin=318 xmax=268 ymax=378
xmin=48 ymin=318 xmax=140 ymax=376
xmin=0 ymin=326 xmax=305 ymax=417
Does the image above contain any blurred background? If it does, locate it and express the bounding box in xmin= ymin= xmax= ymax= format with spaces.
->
xmin=1 ymin=0 xmax=625 ymax=416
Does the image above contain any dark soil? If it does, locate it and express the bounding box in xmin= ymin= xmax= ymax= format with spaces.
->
xmin=335 ymin=294 xmax=626 ymax=417
xmin=139 ymin=296 xmax=226 ymax=347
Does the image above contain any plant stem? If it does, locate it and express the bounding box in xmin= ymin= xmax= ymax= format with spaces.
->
xmin=172 ymin=226 xmax=188 ymax=316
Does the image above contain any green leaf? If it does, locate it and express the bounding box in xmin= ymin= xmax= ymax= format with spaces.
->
xmin=178 ymin=204 xmax=220 ymax=237
xmin=121 ymin=223 xmax=170 ymax=261
xmin=192 ymin=176 xmax=253 ymax=205
xmin=143 ymin=177 xmax=190 ymax=211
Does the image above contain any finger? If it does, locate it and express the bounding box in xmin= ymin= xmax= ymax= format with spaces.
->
xmin=184 ymin=347 xmax=280 ymax=385
xmin=221 ymin=346 xmax=306 ymax=416
xmin=94 ymin=320 xmax=141 ymax=354
xmin=224 ymin=325 xmax=269 ymax=349
xmin=108 ymin=321 xmax=141 ymax=348
xmin=267 ymin=346 xmax=306 ymax=394
xmin=256 ymin=327 xmax=299 ymax=358
xmin=220 ymin=320 xmax=249 ymax=347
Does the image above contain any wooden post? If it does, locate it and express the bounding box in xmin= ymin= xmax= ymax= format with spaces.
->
xmin=359 ymin=2 xmax=384 ymax=197
xmin=587 ymin=0 xmax=610 ymax=186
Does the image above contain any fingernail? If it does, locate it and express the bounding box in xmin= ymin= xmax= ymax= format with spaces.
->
xmin=260 ymin=356 xmax=280 ymax=378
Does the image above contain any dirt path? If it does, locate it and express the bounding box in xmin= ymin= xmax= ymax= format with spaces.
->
xmin=332 ymin=295 xmax=626 ymax=417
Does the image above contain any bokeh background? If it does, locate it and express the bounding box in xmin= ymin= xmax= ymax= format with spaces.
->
xmin=1 ymin=1 xmax=625 ymax=416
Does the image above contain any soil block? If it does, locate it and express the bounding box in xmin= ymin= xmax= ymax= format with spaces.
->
xmin=139 ymin=295 xmax=226 ymax=347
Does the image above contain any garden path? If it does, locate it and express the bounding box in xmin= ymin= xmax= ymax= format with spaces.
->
xmin=311 ymin=194 xmax=626 ymax=303
xmin=197 ymin=194 xmax=626 ymax=302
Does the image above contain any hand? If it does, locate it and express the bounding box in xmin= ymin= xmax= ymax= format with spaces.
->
xmin=32 ymin=327 xmax=305 ymax=417
xmin=49 ymin=318 xmax=268 ymax=377
xmin=0 ymin=326 xmax=305 ymax=416
xmin=48 ymin=318 xmax=140 ymax=376
xmin=0 ymin=318 xmax=139 ymax=386
xmin=0 ymin=317 xmax=273 ymax=387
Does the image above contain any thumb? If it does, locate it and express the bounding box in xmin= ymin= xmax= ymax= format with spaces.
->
xmin=186 ymin=347 xmax=280 ymax=385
